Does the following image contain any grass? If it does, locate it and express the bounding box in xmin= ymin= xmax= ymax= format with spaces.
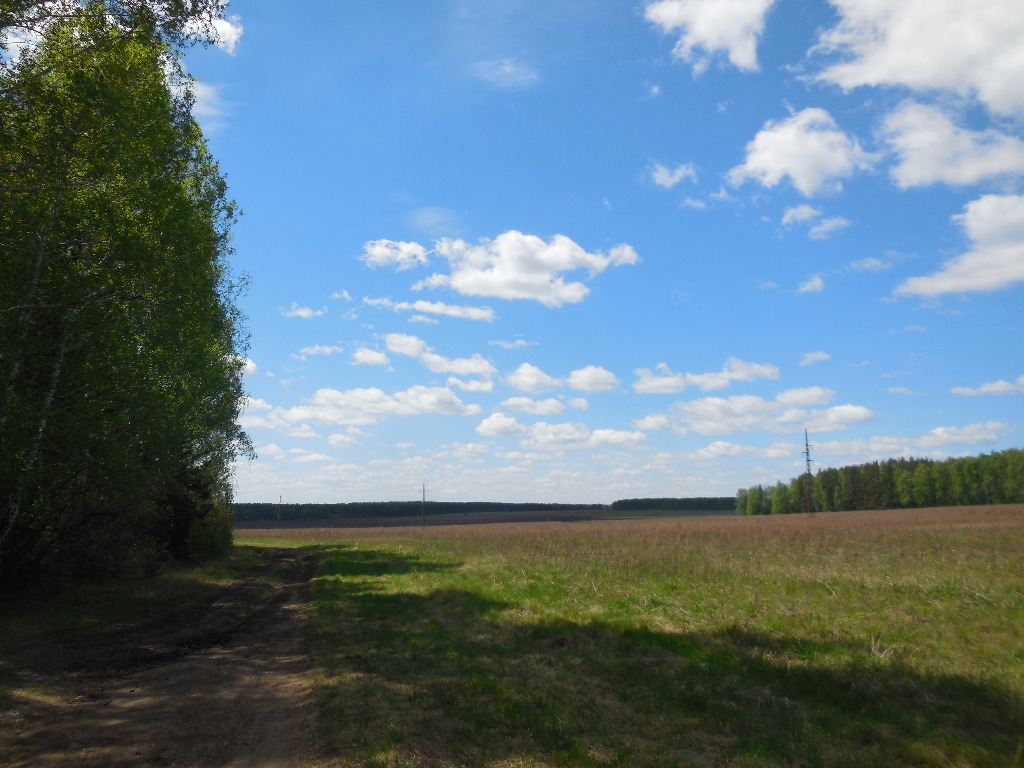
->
xmin=241 ymin=505 xmax=1024 ymax=767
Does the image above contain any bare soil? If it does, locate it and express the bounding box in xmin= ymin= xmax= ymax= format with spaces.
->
xmin=0 ymin=547 xmax=319 ymax=768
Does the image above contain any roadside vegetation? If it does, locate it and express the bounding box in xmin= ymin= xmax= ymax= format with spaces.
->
xmin=0 ymin=1 xmax=250 ymax=588
xmin=242 ymin=504 xmax=1024 ymax=767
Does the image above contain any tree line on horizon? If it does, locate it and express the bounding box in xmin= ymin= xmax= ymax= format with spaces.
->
xmin=1 ymin=2 xmax=250 ymax=588
xmin=232 ymin=497 xmax=738 ymax=522
xmin=736 ymin=448 xmax=1023 ymax=516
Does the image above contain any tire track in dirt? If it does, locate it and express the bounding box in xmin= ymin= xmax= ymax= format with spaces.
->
xmin=1 ymin=547 xmax=320 ymax=767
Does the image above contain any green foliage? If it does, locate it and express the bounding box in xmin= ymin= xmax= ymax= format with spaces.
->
xmin=737 ymin=448 xmax=1024 ymax=516
xmin=0 ymin=4 xmax=249 ymax=586
xmin=279 ymin=507 xmax=1024 ymax=766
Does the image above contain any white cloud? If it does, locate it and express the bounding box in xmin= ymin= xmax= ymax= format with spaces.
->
xmin=281 ymin=302 xmax=327 ymax=319
xmin=568 ymin=398 xmax=589 ymax=410
xmin=809 ymin=217 xmax=852 ymax=240
xmin=799 ymin=274 xmax=825 ymax=293
xmin=634 ymin=414 xmax=673 ymax=431
xmin=418 ymin=231 xmax=639 ymax=308
xmin=327 ymin=432 xmax=359 ymax=447
xmin=589 ymin=429 xmax=646 ymax=447
xmin=385 ymin=333 xmax=496 ymax=378
xmin=499 ymin=397 xmax=565 ymax=415
xmin=211 ymin=14 xmax=244 ymax=54
xmin=686 ymin=440 xmax=798 ymax=460
xmin=652 ymin=162 xmax=697 ymax=188
xmin=292 ymin=452 xmax=333 ymax=464
xmin=360 ymin=239 xmax=429 ymax=270
xmin=352 ymin=347 xmax=389 ymax=366
xmin=645 ymin=0 xmax=777 ymax=74
xmin=331 ymin=290 xmax=353 ymax=301
xmin=281 ymin=386 xmax=481 ymax=426
xmin=189 ymin=80 xmax=227 ymax=133
xmin=782 ymin=204 xmax=821 ymax=225
xmin=256 ymin=443 xmax=285 ymax=460
xmin=490 ymin=339 xmax=531 ymax=350
xmin=896 ymin=194 xmax=1024 ymax=296
xmin=567 ymin=365 xmax=619 ymax=392
xmin=293 ymin=344 xmax=343 ymax=361
xmin=951 ymin=374 xmax=1024 ymax=396
xmin=506 ymin=363 xmax=562 ymax=394
xmin=915 ymin=421 xmax=1009 ymax=449
xmin=471 ymin=58 xmax=539 ymax=89
xmin=364 ymin=297 xmax=495 ymax=322
xmin=850 ymin=256 xmax=891 ymax=271
xmin=183 ymin=11 xmax=243 ymax=54
xmin=815 ymin=0 xmax=1024 ymax=116
xmin=800 ymin=351 xmax=831 ymax=367
xmin=633 ymin=357 xmax=779 ymax=394
xmin=782 ymin=205 xmax=850 ymax=239
xmin=448 ymin=377 xmax=495 ymax=393
xmin=882 ymin=103 xmax=1024 ymax=188
xmin=670 ymin=387 xmax=873 ymax=435
xmin=241 ymin=358 xmax=258 ymax=377
xmin=288 ymin=424 xmax=320 ymax=439
xmin=728 ymin=108 xmax=876 ymax=196
xmin=476 ymin=412 xmax=526 ymax=437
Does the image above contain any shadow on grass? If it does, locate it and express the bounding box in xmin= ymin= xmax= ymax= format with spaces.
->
xmin=311 ymin=546 xmax=1024 ymax=768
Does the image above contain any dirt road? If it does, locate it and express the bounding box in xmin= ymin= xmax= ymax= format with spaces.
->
xmin=0 ymin=548 xmax=319 ymax=767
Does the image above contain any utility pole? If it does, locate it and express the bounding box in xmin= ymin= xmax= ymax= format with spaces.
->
xmin=802 ymin=430 xmax=814 ymax=514
xmin=421 ymin=481 xmax=426 ymax=528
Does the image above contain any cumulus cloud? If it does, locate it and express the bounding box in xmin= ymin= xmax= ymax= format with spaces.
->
xmin=364 ymin=297 xmax=495 ymax=322
xmin=567 ymin=365 xmax=619 ymax=393
xmin=211 ymin=14 xmax=244 ymax=54
xmin=915 ymin=421 xmax=1009 ymax=449
xmin=809 ymin=217 xmax=852 ymax=240
xmin=385 ymin=333 xmax=496 ymax=378
xmin=686 ymin=440 xmax=798 ymax=460
xmin=815 ymin=0 xmax=1024 ymax=116
xmin=293 ymin=344 xmax=343 ymax=361
xmin=499 ymin=397 xmax=565 ymax=415
xmin=351 ymin=347 xmax=388 ymax=366
xmin=799 ymin=274 xmax=825 ymax=293
xmin=651 ymin=162 xmax=697 ymax=188
xmin=448 ymin=377 xmax=495 ymax=393
xmin=476 ymin=412 xmax=527 ymax=437
xmin=471 ymin=58 xmax=540 ymax=89
xmin=666 ymin=387 xmax=873 ymax=435
xmin=896 ymin=194 xmax=1024 ymax=296
xmin=633 ymin=357 xmax=779 ymax=394
xmin=645 ymin=0 xmax=777 ymax=74
xmin=782 ymin=205 xmax=821 ymax=225
xmin=882 ymin=103 xmax=1024 ymax=187
xmin=520 ymin=422 xmax=645 ymax=451
xmin=728 ymin=108 xmax=876 ymax=196
xmin=241 ymin=358 xmax=258 ymax=377
xmin=281 ymin=302 xmax=327 ymax=319
xmin=951 ymin=374 xmax=1024 ymax=396
xmin=416 ymin=231 xmax=639 ymax=308
xmin=281 ymin=386 xmax=481 ymax=426
xmin=506 ymin=363 xmax=562 ymax=394
xmin=783 ymin=204 xmax=851 ymax=239
xmin=800 ymin=351 xmax=831 ymax=367
xmin=360 ymin=240 xmax=429 ymax=270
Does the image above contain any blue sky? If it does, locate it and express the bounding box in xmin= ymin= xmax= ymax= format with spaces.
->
xmin=185 ymin=0 xmax=1024 ymax=504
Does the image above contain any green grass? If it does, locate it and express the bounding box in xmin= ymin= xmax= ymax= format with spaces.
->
xmin=242 ymin=506 xmax=1024 ymax=767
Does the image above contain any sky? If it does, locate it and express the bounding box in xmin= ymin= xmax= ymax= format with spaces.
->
xmin=183 ymin=0 xmax=1024 ymax=505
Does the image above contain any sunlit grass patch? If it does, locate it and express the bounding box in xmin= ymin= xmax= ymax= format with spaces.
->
xmin=299 ymin=506 xmax=1024 ymax=767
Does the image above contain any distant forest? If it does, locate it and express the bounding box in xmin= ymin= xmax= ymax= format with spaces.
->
xmin=737 ymin=448 xmax=1023 ymax=515
xmin=232 ymin=497 xmax=736 ymax=523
